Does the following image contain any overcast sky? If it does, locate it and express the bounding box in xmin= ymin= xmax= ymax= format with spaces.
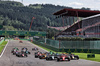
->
xmin=13 ymin=0 xmax=100 ymax=10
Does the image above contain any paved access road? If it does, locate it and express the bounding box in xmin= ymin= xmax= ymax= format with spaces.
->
xmin=0 ymin=40 xmax=100 ymax=66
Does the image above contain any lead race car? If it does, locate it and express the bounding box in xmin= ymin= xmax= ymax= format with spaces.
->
xmin=56 ymin=54 xmax=70 ymax=62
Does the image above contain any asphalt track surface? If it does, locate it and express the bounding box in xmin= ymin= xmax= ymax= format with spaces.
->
xmin=0 ymin=40 xmax=100 ymax=66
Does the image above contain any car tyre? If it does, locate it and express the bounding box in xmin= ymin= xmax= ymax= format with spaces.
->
xmin=57 ymin=58 xmax=60 ymax=62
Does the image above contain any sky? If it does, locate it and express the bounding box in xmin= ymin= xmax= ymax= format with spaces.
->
xmin=13 ymin=0 xmax=100 ymax=10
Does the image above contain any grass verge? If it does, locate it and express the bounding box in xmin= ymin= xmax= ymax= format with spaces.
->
xmin=32 ymin=42 xmax=100 ymax=62
xmin=73 ymin=53 xmax=100 ymax=62
xmin=0 ymin=41 xmax=8 ymax=54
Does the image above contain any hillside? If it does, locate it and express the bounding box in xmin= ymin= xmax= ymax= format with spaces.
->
xmin=0 ymin=1 xmax=92 ymax=31
xmin=0 ymin=1 xmax=67 ymax=31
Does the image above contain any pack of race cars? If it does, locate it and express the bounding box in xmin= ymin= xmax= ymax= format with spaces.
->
xmin=11 ymin=47 xmax=38 ymax=57
xmin=34 ymin=51 xmax=79 ymax=62
xmin=11 ymin=47 xmax=79 ymax=62
xmin=11 ymin=47 xmax=31 ymax=57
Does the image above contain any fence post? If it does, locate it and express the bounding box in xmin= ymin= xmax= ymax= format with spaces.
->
xmin=59 ymin=40 xmax=60 ymax=49
xmin=45 ymin=36 xmax=46 ymax=45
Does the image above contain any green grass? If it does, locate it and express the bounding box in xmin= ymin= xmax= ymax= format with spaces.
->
xmin=0 ymin=41 xmax=8 ymax=53
xmin=32 ymin=42 xmax=100 ymax=62
xmin=73 ymin=53 xmax=100 ymax=62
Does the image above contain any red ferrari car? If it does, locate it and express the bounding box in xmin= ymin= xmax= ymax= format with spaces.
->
xmin=57 ymin=54 xmax=70 ymax=61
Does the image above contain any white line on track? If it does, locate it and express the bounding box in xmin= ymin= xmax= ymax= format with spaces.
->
xmin=0 ymin=40 xmax=9 ymax=58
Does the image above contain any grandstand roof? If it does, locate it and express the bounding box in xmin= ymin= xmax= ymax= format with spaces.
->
xmin=53 ymin=8 xmax=100 ymax=17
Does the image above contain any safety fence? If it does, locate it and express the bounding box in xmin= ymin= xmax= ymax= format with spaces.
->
xmin=33 ymin=38 xmax=100 ymax=53
xmin=60 ymin=41 xmax=100 ymax=49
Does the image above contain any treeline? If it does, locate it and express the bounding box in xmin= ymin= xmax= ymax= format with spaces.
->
xmin=0 ymin=1 xmax=92 ymax=31
xmin=0 ymin=1 xmax=66 ymax=31
xmin=0 ymin=1 xmax=94 ymax=38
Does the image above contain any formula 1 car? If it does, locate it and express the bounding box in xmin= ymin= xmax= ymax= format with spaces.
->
xmin=19 ymin=40 xmax=23 ymax=43
xmin=34 ymin=51 xmax=42 ymax=58
xmin=11 ymin=47 xmax=19 ymax=52
xmin=69 ymin=54 xmax=79 ymax=60
xmin=16 ymin=52 xmax=28 ymax=57
xmin=11 ymin=47 xmax=19 ymax=55
xmin=46 ymin=53 xmax=59 ymax=60
xmin=32 ymin=47 xmax=38 ymax=51
xmin=21 ymin=47 xmax=30 ymax=54
xmin=39 ymin=52 xmax=48 ymax=59
xmin=22 ymin=47 xmax=28 ymax=51
xmin=22 ymin=50 xmax=31 ymax=54
xmin=56 ymin=54 xmax=70 ymax=62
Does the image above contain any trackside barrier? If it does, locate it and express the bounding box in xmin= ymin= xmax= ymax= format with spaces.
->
xmin=33 ymin=40 xmax=100 ymax=53
xmin=33 ymin=40 xmax=59 ymax=52
xmin=33 ymin=38 xmax=100 ymax=53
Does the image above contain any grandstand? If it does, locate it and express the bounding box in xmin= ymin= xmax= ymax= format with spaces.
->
xmin=53 ymin=8 xmax=100 ymax=39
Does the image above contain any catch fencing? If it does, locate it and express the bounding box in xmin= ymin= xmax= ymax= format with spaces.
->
xmin=60 ymin=41 xmax=100 ymax=49
xmin=33 ymin=38 xmax=100 ymax=53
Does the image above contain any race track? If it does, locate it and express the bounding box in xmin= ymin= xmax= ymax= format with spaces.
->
xmin=0 ymin=40 xmax=100 ymax=66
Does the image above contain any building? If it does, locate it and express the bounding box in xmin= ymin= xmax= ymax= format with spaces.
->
xmin=53 ymin=8 xmax=100 ymax=38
